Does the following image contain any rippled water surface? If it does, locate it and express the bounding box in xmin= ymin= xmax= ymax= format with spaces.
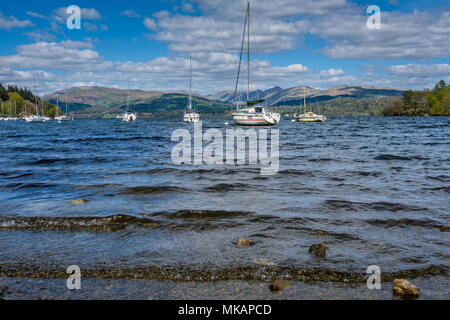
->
xmin=0 ymin=117 xmax=448 ymax=298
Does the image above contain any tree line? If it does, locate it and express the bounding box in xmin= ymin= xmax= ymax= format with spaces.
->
xmin=382 ymin=80 xmax=450 ymax=116
xmin=0 ymin=83 xmax=60 ymax=117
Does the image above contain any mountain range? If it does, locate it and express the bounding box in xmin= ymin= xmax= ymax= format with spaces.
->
xmin=208 ymin=85 xmax=404 ymax=106
xmin=43 ymin=85 xmax=404 ymax=117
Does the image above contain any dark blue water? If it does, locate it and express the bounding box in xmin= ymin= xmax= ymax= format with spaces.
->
xmin=0 ymin=117 xmax=448 ymax=293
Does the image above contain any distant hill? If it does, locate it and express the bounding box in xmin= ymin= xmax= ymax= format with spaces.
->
xmin=42 ymin=84 xmax=405 ymax=118
xmin=209 ymin=85 xmax=404 ymax=106
xmin=44 ymin=86 xmax=231 ymax=117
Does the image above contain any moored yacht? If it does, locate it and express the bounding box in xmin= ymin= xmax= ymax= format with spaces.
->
xmin=184 ymin=56 xmax=200 ymax=123
xmin=121 ymin=83 xmax=137 ymax=122
xmin=294 ymin=65 xmax=326 ymax=123
xmin=231 ymin=2 xmax=280 ymax=126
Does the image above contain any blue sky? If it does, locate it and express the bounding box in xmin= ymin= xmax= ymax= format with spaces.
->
xmin=0 ymin=0 xmax=449 ymax=94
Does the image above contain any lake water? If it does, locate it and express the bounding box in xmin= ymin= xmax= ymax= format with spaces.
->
xmin=0 ymin=117 xmax=448 ymax=299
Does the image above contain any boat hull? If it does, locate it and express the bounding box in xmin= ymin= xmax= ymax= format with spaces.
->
xmin=184 ymin=112 xmax=200 ymax=123
xmin=296 ymin=118 xmax=326 ymax=122
xmin=231 ymin=112 xmax=280 ymax=126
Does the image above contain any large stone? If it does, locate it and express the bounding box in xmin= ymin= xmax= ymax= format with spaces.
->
xmin=393 ymin=279 xmax=419 ymax=298
xmin=308 ymin=243 xmax=327 ymax=257
xmin=269 ymin=279 xmax=291 ymax=292
xmin=236 ymin=238 xmax=253 ymax=246
xmin=68 ymin=199 xmax=85 ymax=205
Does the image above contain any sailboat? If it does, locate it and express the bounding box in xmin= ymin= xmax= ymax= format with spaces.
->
xmin=121 ymin=83 xmax=137 ymax=122
xmin=231 ymin=2 xmax=280 ymax=126
xmin=7 ymin=100 xmax=18 ymax=121
xmin=294 ymin=65 xmax=326 ymax=122
xmin=25 ymin=74 xmax=46 ymax=122
xmin=184 ymin=56 xmax=200 ymax=123
xmin=0 ymin=102 xmax=5 ymax=121
xmin=55 ymin=97 xmax=70 ymax=121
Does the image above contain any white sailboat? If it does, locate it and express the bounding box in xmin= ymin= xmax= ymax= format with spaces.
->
xmin=231 ymin=2 xmax=280 ymax=126
xmin=6 ymin=100 xmax=18 ymax=121
xmin=25 ymin=75 xmax=46 ymax=122
xmin=184 ymin=56 xmax=200 ymax=123
xmin=121 ymin=83 xmax=137 ymax=122
xmin=294 ymin=65 xmax=326 ymax=122
xmin=0 ymin=101 xmax=5 ymax=121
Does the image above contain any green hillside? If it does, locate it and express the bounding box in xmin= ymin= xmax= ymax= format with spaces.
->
xmin=44 ymin=87 xmax=231 ymax=118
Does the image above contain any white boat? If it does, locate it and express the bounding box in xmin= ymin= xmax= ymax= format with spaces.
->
xmin=26 ymin=74 xmax=47 ymax=122
xmin=231 ymin=2 xmax=280 ymax=126
xmin=184 ymin=56 xmax=200 ymax=123
xmin=121 ymin=84 xmax=137 ymax=122
xmin=0 ymin=102 xmax=5 ymax=120
xmin=294 ymin=65 xmax=326 ymax=123
xmin=55 ymin=97 xmax=71 ymax=121
xmin=121 ymin=111 xmax=136 ymax=122
xmin=25 ymin=114 xmax=46 ymax=122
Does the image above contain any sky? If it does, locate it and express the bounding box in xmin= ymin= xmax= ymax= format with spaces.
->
xmin=0 ymin=0 xmax=449 ymax=95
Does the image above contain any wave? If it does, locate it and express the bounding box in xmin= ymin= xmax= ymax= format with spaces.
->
xmin=374 ymin=154 xmax=428 ymax=161
xmin=151 ymin=209 xmax=252 ymax=220
xmin=0 ymin=182 xmax=58 ymax=190
xmin=0 ymin=211 xmax=252 ymax=232
xmin=323 ymin=199 xmax=428 ymax=212
xmin=119 ymin=185 xmax=187 ymax=195
xmin=366 ymin=218 xmax=449 ymax=232
xmin=203 ymin=183 xmax=251 ymax=192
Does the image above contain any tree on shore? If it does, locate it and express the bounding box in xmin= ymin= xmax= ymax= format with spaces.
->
xmin=0 ymin=83 xmax=9 ymax=101
xmin=382 ymin=80 xmax=449 ymax=116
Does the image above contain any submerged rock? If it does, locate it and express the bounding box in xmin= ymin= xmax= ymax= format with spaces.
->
xmin=269 ymin=279 xmax=291 ymax=292
xmin=308 ymin=243 xmax=327 ymax=257
xmin=68 ymin=199 xmax=85 ymax=205
xmin=393 ymin=279 xmax=419 ymax=298
xmin=236 ymin=238 xmax=253 ymax=246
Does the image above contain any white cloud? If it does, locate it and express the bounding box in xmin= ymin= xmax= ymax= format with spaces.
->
xmin=147 ymin=1 xmax=449 ymax=61
xmin=0 ymin=38 xmax=363 ymax=94
xmin=319 ymin=69 xmax=345 ymax=77
xmin=24 ymin=30 xmax=57 ymax=42
xmin=121 ymin=10 xmax=141 ymax=18
xmin=26 ymin=11 xmax=48 ymax=20
xmin=144 ymin=17 xmax=158 ymax=31
xmin=387 ymin=64 xmax=450 ymax=77
xmin=0 ymin=12 xmax=34 ymax=30
xmin=83 ymin=22 xmax=99 ymax=32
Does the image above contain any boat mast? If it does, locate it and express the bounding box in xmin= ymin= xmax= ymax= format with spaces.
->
xmin=33 ymin=74 xmax=38 ymax=116
xmin=127 ymin=82 xmax=130 ymax=112
xmin=303 ymin=65 xmax=306 ymax=114
xmin=247 ymin=2 xmax=250 ymax=104
xmin=189 ymin=56 xmax=192 ymax=110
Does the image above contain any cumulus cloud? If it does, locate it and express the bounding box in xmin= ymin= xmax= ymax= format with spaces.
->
xmin=314 ymin=10 xmax=450 ymax=60
xmin=26 ymin=11 xmax=48 ymax=20
xmin=121 ymin=10 xmax=141 ymax=18
xmin=388 ymin=64 xmax=450 ymax=77
xmin=144 ymin=17 xmax=158 ymax=31
xmin=148 ymin=0 xmax=449 ymax=61
xmin=0 ymin=12 xmax=34 ymax=30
